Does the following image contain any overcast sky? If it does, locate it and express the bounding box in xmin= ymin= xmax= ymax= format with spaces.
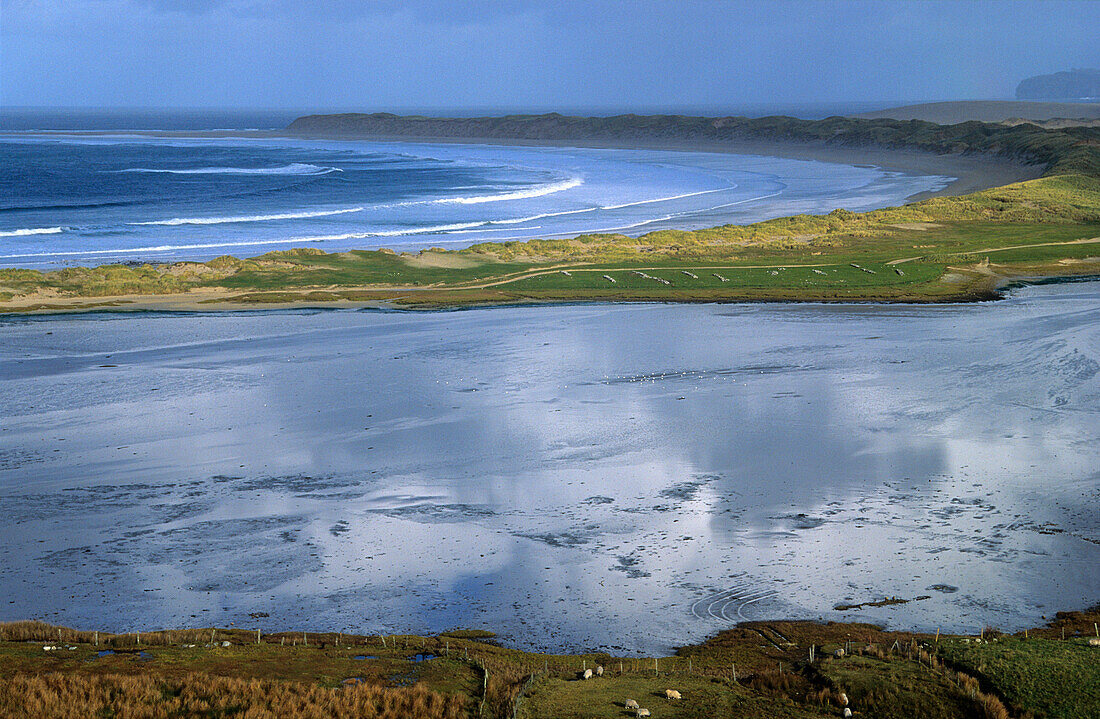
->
xmin=2 ymin=0 xmax=1098 ymax=110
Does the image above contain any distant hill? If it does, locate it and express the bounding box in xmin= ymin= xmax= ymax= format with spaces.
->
xmin=1017 ymin=69 xmax=1100 ymax=100
xmin=853 ymin=101 xmax=1100 ymax=125
xmin=286 ymin=112 xmax=1100 ymax=177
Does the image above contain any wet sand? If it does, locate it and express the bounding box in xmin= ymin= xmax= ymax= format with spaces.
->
xmin=1 ymin=281 xmax=1097 ymax=654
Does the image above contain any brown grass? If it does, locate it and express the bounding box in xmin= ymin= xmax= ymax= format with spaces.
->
xmin=0 ymin=672 xmax=467 ymax=719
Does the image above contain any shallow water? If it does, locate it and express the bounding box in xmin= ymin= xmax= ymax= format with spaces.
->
xmin=1 ymin=283 xmax=1098 ymax=654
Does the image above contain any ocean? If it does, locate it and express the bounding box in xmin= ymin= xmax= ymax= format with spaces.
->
xmin=0 ymin=110 xmax=950 ymax=268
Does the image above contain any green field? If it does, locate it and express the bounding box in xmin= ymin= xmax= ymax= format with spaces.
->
xmin=3 ymin=610 xmax=1097 ymax=719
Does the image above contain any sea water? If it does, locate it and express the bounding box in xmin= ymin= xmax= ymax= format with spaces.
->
xmin=0 ymin=133 xmax=948 ymax=268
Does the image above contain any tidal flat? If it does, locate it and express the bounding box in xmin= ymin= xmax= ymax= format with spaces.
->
xmin=1 ymin=281 xmax=1098 ymax=654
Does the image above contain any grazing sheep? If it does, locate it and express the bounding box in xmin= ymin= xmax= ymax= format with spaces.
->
xmin=834 ymin=648 xmax=845 ymax=658
xmin=581 ymin=668 xmax=593 ymax=680
xmin=839 ymin=692 xmax=849 ymax=706
xmin=595 ymin=665 xmax=604 ymax=676
xmin=1089 ymin=637 xmax=1100 ymax=647
xmin=602 ymin=275 xmax=616 ymax=283
xmin=636 ymin=709 xmax=650 ymax=718
xmin=625 ymin=699 xmax=640 ymax=710
xmin=665 ymin=689 xmax=682 ymax=700
xmin=843 ymin=709 xmax=852 ymax=718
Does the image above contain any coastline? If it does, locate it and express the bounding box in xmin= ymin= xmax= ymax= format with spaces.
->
xmin=281 ymin=130 xmax=1043 ymax=201
xmin=3 ymin=123 xmax=1096 ymax=315
xmin=9 ymin=126 xmax=1044 ymax=200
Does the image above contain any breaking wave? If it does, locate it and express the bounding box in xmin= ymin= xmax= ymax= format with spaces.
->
xmin=0 ymin=226 xmax=65 ymax=238
xmin=433 ymin=177 xmax=583 ymax=205
xmin=131 ymin=207 xmax=364 ymax=226
xmin=114 ymin=163 xmax=342 ymax=176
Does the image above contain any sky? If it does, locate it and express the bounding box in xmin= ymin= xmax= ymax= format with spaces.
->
xmin=2 ymin=0 xmax=1098 ymax=111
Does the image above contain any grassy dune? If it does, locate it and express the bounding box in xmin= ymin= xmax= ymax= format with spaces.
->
xmin=1 ymin=609 xmax=1097 ymax=719
xmin=2 ymin=173 xmax=1099 ymax=312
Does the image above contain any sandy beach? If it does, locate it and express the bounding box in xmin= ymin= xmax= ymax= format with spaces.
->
xmin=281 ymin=132 xmax=1042 ymax=201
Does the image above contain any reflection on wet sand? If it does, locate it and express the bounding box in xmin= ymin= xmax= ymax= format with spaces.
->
xmin=1 ymin=282 xmax=1098 ymax=654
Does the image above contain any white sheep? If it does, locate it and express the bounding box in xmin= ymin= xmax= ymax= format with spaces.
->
xmin=595 ymin=665 xmax=603 ymax=676
xmin=624 ymin=699 xmax=639 ymax=710
xmin=581 ymin=668 xmax=593 ymax=680
xmin=843 ymin=709 xmax=852 ymax=718
xmin=839 ymin=692 xmax=849 ymax=706
xmin=636 ymin=709 xmax=650 ymax=718
xmin=834 ymin=648 xmax=845 ymax=658
xmin=665 ymin=689 xmax=682 ymax=700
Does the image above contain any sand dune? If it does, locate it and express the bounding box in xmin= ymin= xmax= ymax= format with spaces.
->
xmin=854 ymin=100 xmax=1100 ymax=124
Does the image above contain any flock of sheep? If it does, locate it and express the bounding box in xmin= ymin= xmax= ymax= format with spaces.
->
xmin=574 ymin=663 xmax=854 ymax=717
xmin=577 ymin=665 xmax=681 ymax=718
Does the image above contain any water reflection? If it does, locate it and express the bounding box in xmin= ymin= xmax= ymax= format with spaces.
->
xmin=1 ymin=284 xmax=1098 ymax=653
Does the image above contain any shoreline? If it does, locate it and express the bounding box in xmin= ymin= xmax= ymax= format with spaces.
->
xmin=9 ymin=272 xmax=1100 ymax=317
xmin=282 ymin=130 xmax=1043 ymax=201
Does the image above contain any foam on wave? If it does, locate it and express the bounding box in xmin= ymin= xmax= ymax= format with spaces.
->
xmin=131 ymin=207 xmax=365 ymax=226
xmin=114 ymin=163 xmax=342 ymax=176
xmin=0 ymin=226 xmax=65 ymax=238
xmin=433 ymin=177 xmax=583 ymax=205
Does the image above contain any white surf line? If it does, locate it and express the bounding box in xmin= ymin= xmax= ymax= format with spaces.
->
xmin=600 ymin=186 xmax=733 ymax=210
xmin=0 ymin=226 xmax=65 ymax=238
xmin=130 ymin=206 xmax=365 ymax=226
xmin=737 ymin=591 xmax=780 ymax=620
xmin=474 ymin=190 xmax=787 ymax=243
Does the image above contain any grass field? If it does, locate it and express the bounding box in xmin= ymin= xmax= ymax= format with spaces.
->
xmin=1 ymin=174 xmax=1098 ymax=312
xmin=1 ymin=610 xmax=1097 ymax=719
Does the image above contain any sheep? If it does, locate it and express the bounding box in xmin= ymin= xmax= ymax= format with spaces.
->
xmin=624 ymin=699 xmax=640 ymax=710
xmin=839 ymin=692 xmax=848 ymax=706
xmin=834 ymin=648 xmax=845 ymax=658
xmin=595 ymin=665 xmax=604 ymax=676
xmin=602 ymin=275 xmax=616 ymax=283
xmin=1089 ymin=637 xmax=1100 ymax=647
xmin=581 ymin=668 xmax=593 ymax=680
xmin=843 ymin=709 xmax=852 ymax=718
xmin=665 ymin=689 xmax=682 ymax=700
xmin=636 ymin=709 xmax=650 ymax=718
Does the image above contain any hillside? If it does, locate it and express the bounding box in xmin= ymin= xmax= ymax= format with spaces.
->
xmin=853 ymin=100 xmax=1100 ymax=125
xmin=1017 ymin=68 xmax=1100 ymax=100
xmin=286 ymin=112 xmax=1100 ymax=177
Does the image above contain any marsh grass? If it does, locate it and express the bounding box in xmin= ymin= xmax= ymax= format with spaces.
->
xmin=0 ymin=672 xmax=467 ymax=719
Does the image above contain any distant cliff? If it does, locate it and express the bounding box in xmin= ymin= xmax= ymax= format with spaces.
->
xmin=1017 ymin=69 xmax=1100 ymax=100
xmin=286 ymin=112 xmax=1100 ymax=177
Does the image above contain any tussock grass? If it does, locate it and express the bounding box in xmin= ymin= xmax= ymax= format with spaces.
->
xmin=0 ymin=672 xmax=466 ymax=719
